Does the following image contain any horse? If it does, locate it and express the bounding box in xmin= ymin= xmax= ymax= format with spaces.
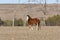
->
xmin=26 ymin=15 xmax=41 ymax=30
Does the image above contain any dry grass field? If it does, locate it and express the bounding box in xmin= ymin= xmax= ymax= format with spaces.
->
xmin=0 ymin=4 xmax=60 ymax=40
xmin=0 ymin=26 xmax=60 ymax=40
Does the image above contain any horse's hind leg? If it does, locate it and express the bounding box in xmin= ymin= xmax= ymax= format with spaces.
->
xmin=38 ymin=24 xmax=41 ymax=30
xmin=35 ymin=23 xmax=38 ymax=30
xmin=38 ymin=23 xmax=41 ymax=30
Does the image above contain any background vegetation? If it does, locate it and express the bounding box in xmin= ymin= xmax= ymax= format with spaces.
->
xmin=0 ymin=15 xmax=60 ymax=26
xmin=14 ymin=18 xmax=24 ymax=26
xmin=45 ymin=15 xmax=60 ymax=26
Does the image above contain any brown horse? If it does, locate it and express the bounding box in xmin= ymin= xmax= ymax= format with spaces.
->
xmin=26 ymin=15 xmax=41 ymax=30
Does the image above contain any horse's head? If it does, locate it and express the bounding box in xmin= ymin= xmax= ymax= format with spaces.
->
xmin=26 ymin=15 xmax=31 ymax=21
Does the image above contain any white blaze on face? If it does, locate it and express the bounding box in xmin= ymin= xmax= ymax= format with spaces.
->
xmin=26 ymin=16 xmax=29 ymax=21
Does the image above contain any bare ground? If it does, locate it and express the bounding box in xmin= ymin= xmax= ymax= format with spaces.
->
xmin=0 ymin=26 xmax=60 ymax=40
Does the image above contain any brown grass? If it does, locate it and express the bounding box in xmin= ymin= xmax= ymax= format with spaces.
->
xmin=0 ymin=26 xmax=60 ymax=40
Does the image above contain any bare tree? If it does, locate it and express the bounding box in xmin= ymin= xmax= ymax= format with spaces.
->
xmin=13 ymin=0 xmax=20 ymax=26
xmin=28 ymin=0 xmax=38 ymax=2
xmin=39 ymin=0 xmax=47 ymax=26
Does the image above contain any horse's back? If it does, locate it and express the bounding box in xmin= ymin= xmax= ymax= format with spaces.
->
xmin=34 ymin=18 xmax=40 ymax=22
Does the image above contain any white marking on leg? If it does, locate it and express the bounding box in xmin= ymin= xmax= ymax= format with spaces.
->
xmin=36 ymin=23 xmax=38 ymax=30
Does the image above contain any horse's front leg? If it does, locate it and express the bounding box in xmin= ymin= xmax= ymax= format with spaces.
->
xmin=29 ymin=25 xmax=33 ymax=30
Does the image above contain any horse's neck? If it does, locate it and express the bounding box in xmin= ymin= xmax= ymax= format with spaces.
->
xmin=28 ymin=16 xmax=32 ymax=19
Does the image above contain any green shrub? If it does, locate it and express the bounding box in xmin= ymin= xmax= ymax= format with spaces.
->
xmin=14 ymin=18 xmax=24 ymax=26
xmin=3 ymin=20 xmax=13 ymax=26
xmin=17 ymin=19 xmax=24 ymax=26
xmin=46 ymin=15 xmax=60 ymax=26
